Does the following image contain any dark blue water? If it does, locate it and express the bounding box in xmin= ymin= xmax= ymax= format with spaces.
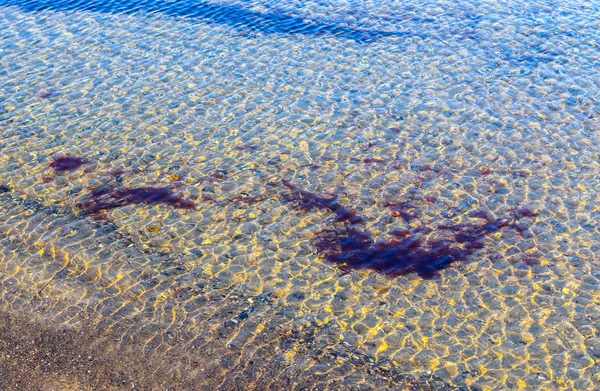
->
xmin=0 ymin=0 xmax=413 ymax=42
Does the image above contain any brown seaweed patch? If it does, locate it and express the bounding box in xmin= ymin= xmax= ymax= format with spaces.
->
xmin=80 ymin=185 xmax=195 ymax=216
xmin=283 ymin=182 xmax=537 ymax=279
xmin=49 ymin=156 xmax=89 ymax=173
xmin=282 ymin=180 xmax=364 ymax=224
xmin=314 ymin=226 xmax=468 ymax=278
xmin=234 ymin=143 xmax=258 ymax=152
xmin=363 ymin=157 xmax=386 ymax=164
xmin=36 ymin=89 xmax=55 ymax=99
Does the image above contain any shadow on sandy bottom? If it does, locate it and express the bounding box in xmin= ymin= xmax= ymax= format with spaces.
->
xmin=0 ymin=0 xmax=412 ymax=43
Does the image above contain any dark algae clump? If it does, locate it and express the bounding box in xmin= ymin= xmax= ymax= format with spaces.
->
xmin=314 ymin=226 xmax=462 ymax=278
xmin=362 ymin=157 xmax=386 ymax=164
xmin=44 ymin=156 xmax=195 ymax=216
xmin=80 ymin=185 xmax=195 ymax=216
xmin=0 ymin=184 xmax=11 ymax=193
xmin=113 ymin=187 xmax=195 ymax=209
xmin=49 ymin=156 xmax=89 ymax=173
xmin=36 ymin=89 xmax=55 ymax=99
xmin=315 ymin=214 xmax=529 ymax=278
xmin=282 ymin=180 xmax=364 ymax=224
xmin=283 ymin=181 xmax=537 ymax=279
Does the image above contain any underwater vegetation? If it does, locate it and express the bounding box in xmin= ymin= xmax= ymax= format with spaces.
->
xmin=40 ymin=153 xmax=538 ymax=280
xmin=362 ymin=157 xmax=386 ymax=164
xmin=0 ymin=185 xmax=11 ymax=193
xmin=282 ymin=180 xmax=364 ymax=224
xmin=80 ymin=185 xmax=195 ymax=216
xmin=45 ymin=156 xmax=196 ymax=216
xmin=283 ymin=181 xmax=537 ymax=279
xmin=49 ymin=156 xmax=89 ymax=173
xmin=36 ymin=89 xmax=55 ymax=99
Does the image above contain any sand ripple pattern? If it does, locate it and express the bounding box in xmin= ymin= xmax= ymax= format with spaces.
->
xmin=0 ymin=1 xmax=600 ymax=390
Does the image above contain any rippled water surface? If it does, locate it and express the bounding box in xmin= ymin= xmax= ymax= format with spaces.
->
xmin=1 ymin=0 xmax=600 ymax=390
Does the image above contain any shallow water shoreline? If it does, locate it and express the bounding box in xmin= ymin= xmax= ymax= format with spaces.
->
xmin=0 ymin=308 xmax=460 ymax=391
xmin=1 ymin=1 xmax=600 ymax=389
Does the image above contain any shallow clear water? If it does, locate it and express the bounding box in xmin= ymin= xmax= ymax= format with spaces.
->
xmin=0 ymin=0 xmax=599 ymax=389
